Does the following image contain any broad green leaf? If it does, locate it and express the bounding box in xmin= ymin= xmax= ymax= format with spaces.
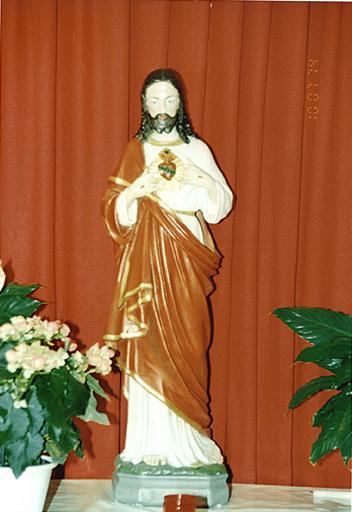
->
xmin=37 ymin=368 xmax=88 ymax=424
xmin=5 ymin=439 xmax=27 ymax=478
xmin=313 ymin=385 xmax=351 ymax=427
xmin=337 ymin=405 xmax=352 ymax=465
xmin=45 ymin=425 xmax=84 ymax=462
xmin=36 ymin=375 xmax=66 ymax=426
xmin=47 ymin=421 xmax=81 ymax=459
xmin=317 ymin=358 xmax=344 ymax=372
xmin=6 ymin=407 xmax=30 ymax=442
xmin=79 ymin=391 xmax=109 ymax=425
xmin=339 ymin=431 xmax=352 ymax=465
xmin=0 ymin=401 xmax=10 ymax=442
xmin=27 ymin=388 xmax=45 ymax=435
xmin=1 ymin=282 xmax=41 ymax=297
xmin=296 ymin=339 xmax=352 ymax=364
xmin=310 ymin=415 xmax=342 ymax=465
xmin=289 ymin=376 xmax=339 ymax=409
xmin=0 ymin=296 xmax=43 ymax=324
xmin=0 ymin=392 xmax=12 ymax=413
xmin=44 ymin=437 xmax=68 ymax=464
xmin=87 ymin=374 xmax=109 ymax=399
xmin=45 ymin=421 xmax=84 ymax=461
xmin=273 ymin=308 xmax=352 ymax=345
xmin=63 ymin=371 xmax=90 ymax=417
xmin=333 ymin=359 xmax=352 ymax=385
xmin=309 ymin=403 xmax=351 ymax=465
xmin=43 ymin=367 xmax=90 ymax=419
xmin=25 ymin=432 xmax=44 ymax=464
xmin=0 ymin=367 xmax=13 ymax=379
xmin=47 ymin=367 xmax=68 ymax=397
xmin=6 ymin=433 xmax=44 ymax=478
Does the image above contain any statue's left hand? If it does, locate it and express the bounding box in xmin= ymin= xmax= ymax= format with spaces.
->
xmin=181 ymin=159 xmax=214 ymax=192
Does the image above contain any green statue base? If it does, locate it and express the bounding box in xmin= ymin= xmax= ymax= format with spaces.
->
xmin=112 ymin=458 xmax=230 ymax=507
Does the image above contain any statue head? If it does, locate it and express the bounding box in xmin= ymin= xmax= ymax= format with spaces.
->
xmin=136 ymin=68 xmax=196 ymax=143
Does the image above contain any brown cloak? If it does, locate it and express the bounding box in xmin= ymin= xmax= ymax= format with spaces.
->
xmin=102 ymin=139 xmax=221 ymax=435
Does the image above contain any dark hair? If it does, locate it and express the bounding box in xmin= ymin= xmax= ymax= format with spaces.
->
xmin=136 ymin=68 xmax=196 ymax=143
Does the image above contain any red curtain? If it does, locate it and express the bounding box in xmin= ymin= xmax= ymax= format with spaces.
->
xmin=0 ymin=0 xmax=351 ymax=488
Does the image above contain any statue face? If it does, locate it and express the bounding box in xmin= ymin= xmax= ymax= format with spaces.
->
xmin=145 ymin=81 xmax=180 ymax=118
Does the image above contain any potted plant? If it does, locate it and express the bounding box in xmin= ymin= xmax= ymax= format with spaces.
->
xmin=273 ymin=307 xmax=351 ymax=465
xmin=0 ymin=262 xmax=115 ymax=512
xmin=273 ymin=307 xmax=351 ymax=502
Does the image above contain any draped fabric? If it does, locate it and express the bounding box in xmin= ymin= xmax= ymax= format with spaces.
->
xmin=0 ymin=0 xmax=351 ymax=488
xmin=102 ymin=139 xmax=221 ymax=434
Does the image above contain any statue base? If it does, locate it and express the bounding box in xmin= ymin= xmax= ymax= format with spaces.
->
xmin=112 ymin=459 xmax=230 ymax=507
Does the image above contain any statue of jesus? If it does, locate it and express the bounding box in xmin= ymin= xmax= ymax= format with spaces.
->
xmin=102 ymin=68 xmax=233 ymax=470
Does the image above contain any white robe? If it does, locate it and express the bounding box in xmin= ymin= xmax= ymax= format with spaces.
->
xmin=115 ymin=138 xmax=233 ymax=467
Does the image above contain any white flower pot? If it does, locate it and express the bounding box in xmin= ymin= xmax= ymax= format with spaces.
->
xmin=0 ymin=460 xmax=57 ymax=512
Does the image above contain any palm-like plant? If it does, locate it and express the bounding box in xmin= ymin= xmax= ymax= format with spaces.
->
xmin=273 ymin=307 xmax=351 ymax=466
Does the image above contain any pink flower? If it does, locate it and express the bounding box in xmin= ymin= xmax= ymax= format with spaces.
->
xmin=86 ymin=343 xmax=114 ymax=376
xmin=68 ymin=341 xmax=78 ymax=352
xmin=46 ymin=321 xmax=61 ymax=336
xmin=60 ymin=324 xmax=70 ymax=337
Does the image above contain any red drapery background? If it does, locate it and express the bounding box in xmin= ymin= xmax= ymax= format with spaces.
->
xmin=0 ymin=0 xmax=351 ymax=488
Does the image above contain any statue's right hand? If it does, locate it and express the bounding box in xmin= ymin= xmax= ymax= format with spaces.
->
xmin=126 ymin=172 xmax=161 ymax=200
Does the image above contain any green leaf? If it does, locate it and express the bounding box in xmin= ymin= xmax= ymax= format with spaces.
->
xmin=1 ymin=282 xmax=41 ymax=297
xmin=317 ymin=358 xmax=344 ymax=372
xmin=333 ymin=359 xmax=352 ymax=385
xmin=339 ymin=432 xmax=352 ymax=465
xmin=296 ymin=339 xmax=352 ymax=364
xmin=46 ymin=367 xmax=68 ymax=397
xmin=289 ymin=376 xmax=340 ymax=409
xmin=313 ymin=384 xmax=351 ymax=427
xmin=87 ymin=374 xmax=109 ymax=399
xmin=6 ymin=407 xmax=30 ymax=443
xmin=0 ymin=281 xmax=45 ymax=325
xmin=27 ymin=388 xmax=45 ymax=435
xmin=310 ymin=412 xmax=342 ymax=465
xmin=309 ymin=397 xmax=351 ymax=466
xmin=0 ymin=394 xmax=15 ymax=443
xmin=275 ymin=306 xmax=352 ymax=466
xmin=79 ymin=391 xmax=109 ymax=425
xmin=0 ymin=367 xmax=13 ymax=380
xmin=46 ymin=421 xmax=81 ymax=463
xmin=5 ymin=440 xmax=27 ymax=477
xmin=0 ymin=391 xmax=12 ymax=415
xmin=337 ymin=405 xmax=352 ymax=465
xmin=63 ymin=371 xmax=90 ymax=418
xmin=44 ymin=436 xmax=69 ymax=464
xmin=6 ymin=433 xmax=44 ymax=477
xmin=38 ymin=367 xmax=90 ymax=421
xmin=35 ymin=374 xmax=66 ymax=426
xmin=0 ymin=296 xmax=43 ymax=325
xmin=0 ymin=403 xmax=10 ymax=442
xmin=273 ymin=307 xmax=352 ymax=345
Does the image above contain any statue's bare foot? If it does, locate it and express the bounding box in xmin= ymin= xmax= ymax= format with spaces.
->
xmin=143 ymin=455 xmax=167 ymax=466
xmin=191 ymin=460 xmax=204 ymax=468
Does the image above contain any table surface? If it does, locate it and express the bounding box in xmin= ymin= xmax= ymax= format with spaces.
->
xmin=43 ymin=480 xmax=351 ymax=512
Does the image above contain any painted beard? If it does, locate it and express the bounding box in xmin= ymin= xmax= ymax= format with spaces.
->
xmin=150 ymin=113 xmax=177 ymax=134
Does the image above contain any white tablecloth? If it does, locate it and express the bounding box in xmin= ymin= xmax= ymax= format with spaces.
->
xmin=43 ymin=480 xmax=351 ymax=511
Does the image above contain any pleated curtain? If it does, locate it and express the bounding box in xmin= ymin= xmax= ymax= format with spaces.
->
xmin=0 ymin=0 xmax=351 ymax=487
